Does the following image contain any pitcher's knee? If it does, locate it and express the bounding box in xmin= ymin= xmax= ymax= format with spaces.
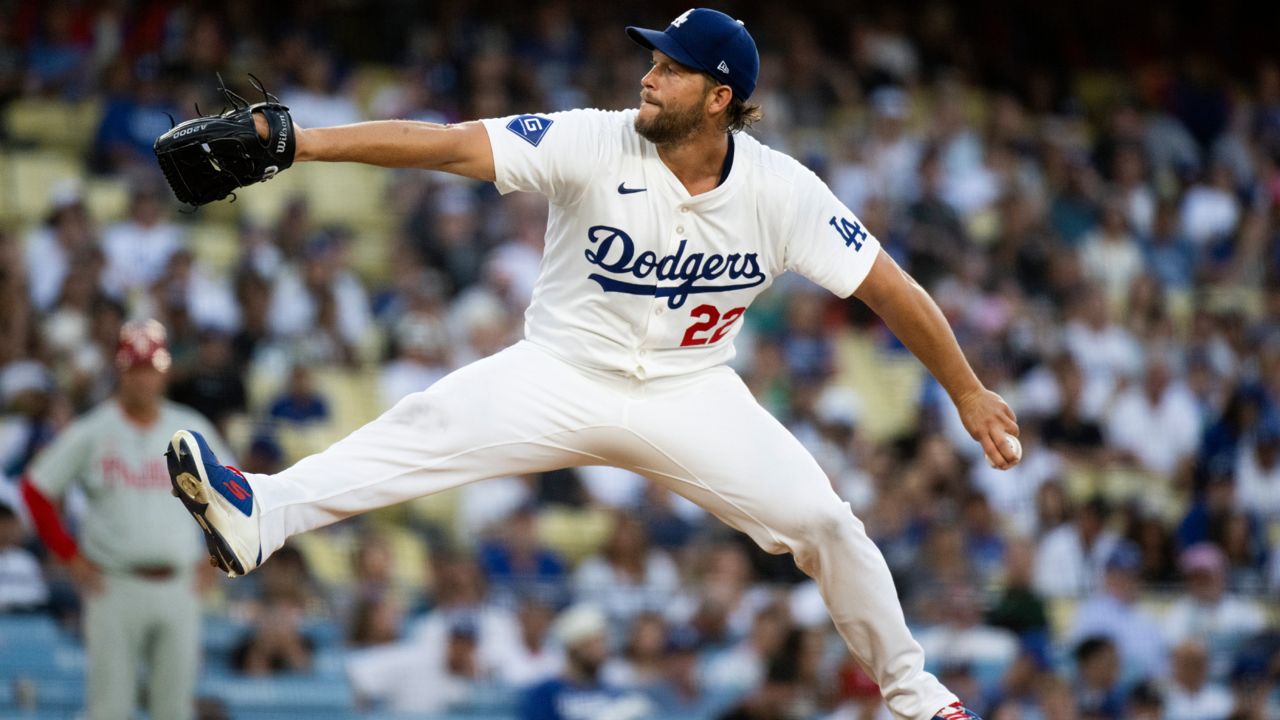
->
xmin=788 ymin=500 xmax=862 ymax=557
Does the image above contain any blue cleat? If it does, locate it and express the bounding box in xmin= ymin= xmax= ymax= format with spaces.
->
xmin=166 ymin=430 xmax=262 ymax=577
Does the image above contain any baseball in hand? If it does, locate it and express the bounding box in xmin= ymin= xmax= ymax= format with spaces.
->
xmin=986 ymin=433 xmax=1022 ymax=468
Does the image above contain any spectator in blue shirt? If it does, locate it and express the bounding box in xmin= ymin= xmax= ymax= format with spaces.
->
xmin=269 ymin=365 xmax=331 ymax=425
xmin=519 ymin=604 xmax=652 ymax=720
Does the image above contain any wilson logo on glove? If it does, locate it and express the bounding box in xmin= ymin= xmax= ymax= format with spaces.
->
xmin=153 ymin=73 xmax=296 ymax=207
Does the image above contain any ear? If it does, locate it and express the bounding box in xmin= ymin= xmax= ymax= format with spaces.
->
xmin=705 ymin=84 xmax=733 ymax=116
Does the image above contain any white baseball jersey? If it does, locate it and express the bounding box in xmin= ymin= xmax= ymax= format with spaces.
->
xmin=245 ymin=108 xmax=957 ymax=720
xmin=27 ymin=400 xmax=232 ymax=571
xmin=480 ymin=109 xmax=882 ymax=379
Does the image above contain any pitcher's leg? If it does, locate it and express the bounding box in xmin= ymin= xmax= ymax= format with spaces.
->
xmin=623 ymin=371 xmax=955 ymax=720
xmin=250 ymin=342 xmax=626 ymax=557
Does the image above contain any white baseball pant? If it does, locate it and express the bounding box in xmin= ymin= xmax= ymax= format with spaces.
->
xmin=248 ymin=341 xmax=956 ymax=719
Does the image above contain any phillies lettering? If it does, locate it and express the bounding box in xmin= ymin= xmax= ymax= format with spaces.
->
xmin=584 ymin=225 xmax=766 ymax=309
xmin=101 ymin=457 xmax=171 ymax=489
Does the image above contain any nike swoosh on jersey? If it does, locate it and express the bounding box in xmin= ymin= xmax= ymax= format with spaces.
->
xmin=617 ymin=183 xmax=647 ymax=194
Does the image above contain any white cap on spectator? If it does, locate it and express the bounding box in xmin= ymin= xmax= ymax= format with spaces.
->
xmin=48 ymin=178 xmax=83 ymax=212
xmin=815 ymin=385 xmax=862 ymax=427
xmin=552 ymin=604 xmax=607 ymax=648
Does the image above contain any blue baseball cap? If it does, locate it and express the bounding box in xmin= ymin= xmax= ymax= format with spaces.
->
xmin=626 ymin=8 xmax=760 ymax=101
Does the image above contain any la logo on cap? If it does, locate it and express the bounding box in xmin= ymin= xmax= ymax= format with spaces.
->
xmin=672 ymin=9 xmax=693 ymax=27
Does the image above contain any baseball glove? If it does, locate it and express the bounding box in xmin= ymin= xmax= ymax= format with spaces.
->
xmin=153 ymin=75 xmax=296 ymax=207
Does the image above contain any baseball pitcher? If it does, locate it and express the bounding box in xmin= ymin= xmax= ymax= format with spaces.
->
xmin=156 ymin=10 xmax=1020 ymax=720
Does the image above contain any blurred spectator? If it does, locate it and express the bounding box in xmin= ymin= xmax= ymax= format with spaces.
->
xmin=347 ymin=617 xmax=488 ymax=713
xmin=1062 ymin=287 xmax=1143 ymax=393
xmin=268 ymin=231 xmax=372 ymax=365
xmin=24 ymin=180 xmax=94 ymax=313
xmin=239 ymin=434 xmax=285 ymax=475
xmin=715 ymin=629 xmax=805 ymax=720
xmin=99 ymin=181 xmax=186 ymax=302
xmin=167 ymin=330 xmax=247 ymax=434
xmin=485 ymin=191 xmax=548 ymax=312
xmin=282 ymin=47 xmax=362 ymax=128
xmin=476 ymin=502 xmax=566 ymax=604
xmin=865 ymin=86 xmax=922 ymax=205
xmin=960 ymin=491 xmax=1005 ymax=583
xmin=1162 ymin=640 xmax=1234 ymax=720
xmin=519 ymin=604 xmax=652 ymax=720
xmin=1180 ymin=163 xmax=1241 ymax=250
xmin=0 ymin=503 xmax=48 ymax=612
xmin=572 ymin=513 xmax=680 ymax=625
xmin=502 ymin=596 xmax=562 ymax=687
xmin=1034 ymin=495 xmax=1120 ymax=598
xmin=0 ymin=360 xmax=58 ymax=477
xmin=1069 ymin=542 xmax=1168 ymax=681
xmin=1105 ymin=355 xmax=1202 ymax=478
xmin=602 ymin=611 xmax=668 ymax=691
xmin=268 ymin=366 xmax=330 ymax=425
xmin=916 ymin=583 xmax=1019 ymax=670
xmin=379 ymin=295 xmax=453 ymax=409
xmin=1234 ymin=413 xmax=1280 ymax=519
xmin=90 ymin=58 xmax=180 ymax=173
xmin=703 ymin=602 xmax=790 ymax=694
xmin=1079 ymin=199 xmax=1143 ymax=313
xmin=1162 ymin=543 xmax=1266 ymax=678
xmin=1125 ymin=507 xmax=1179 ymax=585
xmin=1072 ymin=636 xmax=1124 ymax=719
xmin=1038 ymin=354 xmax=1107 ymax=462
xmin=1141 ymin=200 xmax=1198 ymax=292
xmin=232 ymin=599 xmax=315 ymax=676
xmin=346 ymin=591 xmax=403 ymax=648
xmin=985 ymin=537 xmax=1049 ymax=660
xmin=1126 ymin=682 xmax=1165 ymax=720
xmin=406 ymin=554 xmax=523 ymax=681
xmin=903 ymin=144 xmax=968 ymax=289
xmin=647 ymin=625 xmax=721 ymax=717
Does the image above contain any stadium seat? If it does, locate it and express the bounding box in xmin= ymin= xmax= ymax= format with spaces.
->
xmin=3 ymin=151 xmax=84 ymax=223
xmin=186 ymin=221 xmax=241 ymax=275
xmin=311 ymin=366 xmax=383 ymax=431
xmin=299 ymin=163 xmax=389 ymax=226
xmin=3 ymin=98 xmax=101 ymax=153
xmin=198 ymin=672 xmax=355 ymax=711
xmin=832 ymin=330 xmax=926 ymax=441
xmin=538 ymin=505 xmax=614 ymax=563
xmin=83 ymin=176 xmax=129 ymax=224
xmin=235 ymin=173 xmax=306 ymax=227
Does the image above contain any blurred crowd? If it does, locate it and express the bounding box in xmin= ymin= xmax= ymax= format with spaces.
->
xmin=1 ymin=1 xmax=1279 ymax=719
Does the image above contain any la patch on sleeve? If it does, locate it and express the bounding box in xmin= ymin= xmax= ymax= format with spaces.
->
xmin=506 ymin=114 xmax=554 ymax=147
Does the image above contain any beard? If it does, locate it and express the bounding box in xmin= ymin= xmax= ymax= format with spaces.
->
xmin=634 ymin=97 xmax=706 ymax=145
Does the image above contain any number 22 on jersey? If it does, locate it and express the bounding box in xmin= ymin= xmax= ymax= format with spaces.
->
xmin=681 ymin=305 xmax=746 ymax=347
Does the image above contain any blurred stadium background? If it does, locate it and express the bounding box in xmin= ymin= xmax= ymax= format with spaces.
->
xmin=1 ymin=0 xmax=1279 ymax=718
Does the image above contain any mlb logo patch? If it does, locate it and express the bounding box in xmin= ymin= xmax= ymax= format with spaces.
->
xmin=506 ymin=114 xmax=553 ymax=147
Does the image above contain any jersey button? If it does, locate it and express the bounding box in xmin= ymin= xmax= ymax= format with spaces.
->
xmin=676 ymin=226 xmax=685 ymax=234
xmin=680 ymin=206 xmax=690 ymax=213
xmin=653 ymin=306 xmax=663 ymax=315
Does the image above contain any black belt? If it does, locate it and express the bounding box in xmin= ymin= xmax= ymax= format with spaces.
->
xmin=130 ymin=565 xmax=177 ymax=580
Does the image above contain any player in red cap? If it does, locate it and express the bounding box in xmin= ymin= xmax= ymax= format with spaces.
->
xmin=21 ymin=319 xmax=234 ymax=720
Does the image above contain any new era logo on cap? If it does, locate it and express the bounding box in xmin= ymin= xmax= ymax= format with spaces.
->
xmin=717 ymin=61 xmax=729 ymax=73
